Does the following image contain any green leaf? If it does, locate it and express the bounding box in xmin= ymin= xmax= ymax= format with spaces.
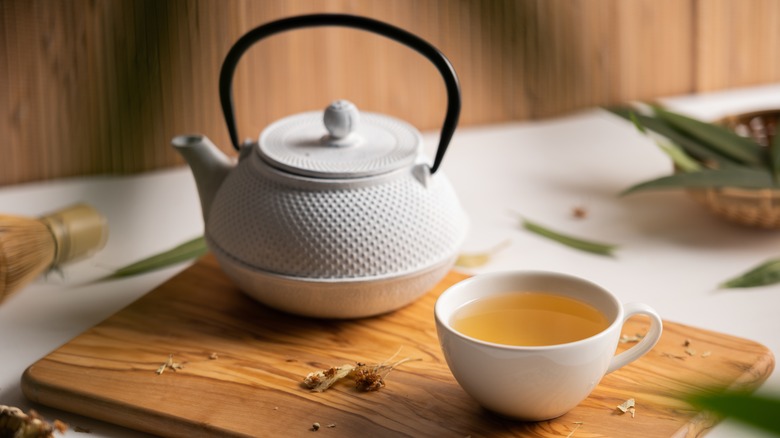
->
xmin=656 ymin=138 xmax=701 ymax=172
xmin=521 ymin=218 xmax=617 ymax=256
xmin=628 ymin=110 xmax=647 ymax=134
xmin=688 ymin=391 xmax=780 ymax=435
xmin=772 ymin=128 xmax=780 ymax=182
xmin=622 ymin=167 xmax=777 ymax=194
xmin=607 ymin=107 xmax=741 ymax=168
xmin=720 ymin=258 xmax=780 ymax=288
xmin=652 ymin=106 xmax=765 ymax=167
xmin=106 ymin=235 xmax=208 ymax=279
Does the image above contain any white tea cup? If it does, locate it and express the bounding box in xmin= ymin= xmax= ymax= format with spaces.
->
xmin=434 ymin=271 xmax=662 ymax=421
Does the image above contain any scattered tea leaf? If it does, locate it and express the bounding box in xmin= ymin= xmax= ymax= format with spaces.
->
xmin=521 ymin=218 xmax=617 ymax=256
xmin=616 ymin=398 xmax=636 ymax=418
xmin=620 ymin=333 xmax=645 ymax=344
xmin=701 ymin=351 xmax=712 ymax=358
xmin=353 ymin=357 xmax=420 ymax=392
xmin=156 ymin=354 xmax=184 ymax=375
xmin=455 ymin=240 xmax=511 ymax=268
xmin=106 ymin=236 xmax=208 ymax=279
xmin=565 ymin=422 xmax=584 ymax=438
xmin=683 ymin=339 xmax=691 ymax=347
xmin=571 ymin=205 xmax=588 ymax=219
xmin=687 ymin=391 xmax=780 ymax=435
xmin=303 ymin=350 xmax=420 ymax=393
xmin=720 ymin=258 xmax=780 ymax=288
xmin=303 ymin=364 xmax=356 ymax=392
xmin=685 ymin=348 xmax=697 ymax=356
xmin=311 ymin=422 xmax=320 ymax=431
xmin=662 ymin=352 xmax=687 ymax=360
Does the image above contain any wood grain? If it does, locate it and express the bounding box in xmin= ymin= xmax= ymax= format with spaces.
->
xmin=22 ymin=255 xmax=774 ymax=437
xmin=3 ymin=0 xmax=780 ymax=186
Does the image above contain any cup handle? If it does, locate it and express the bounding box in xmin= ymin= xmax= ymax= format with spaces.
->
xmin=606 ymin=302 xmax=663 ymax=374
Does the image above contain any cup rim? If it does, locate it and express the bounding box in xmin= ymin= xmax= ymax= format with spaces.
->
xmin=434 ymin=270 xmax=624 ymax=351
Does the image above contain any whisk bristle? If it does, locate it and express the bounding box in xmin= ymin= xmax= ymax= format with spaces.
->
xmin=0 ymin=216 xmax=56 ymax=303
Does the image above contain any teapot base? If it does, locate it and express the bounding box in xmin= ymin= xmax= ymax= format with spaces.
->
xmin=213 ymin=251 xmax=456 ymax=319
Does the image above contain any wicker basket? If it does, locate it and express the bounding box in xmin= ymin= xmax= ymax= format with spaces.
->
xmin=687 ymin=109 xmax=780 ymax=229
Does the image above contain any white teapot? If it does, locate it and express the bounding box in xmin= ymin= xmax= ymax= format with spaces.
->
xmin=173 ymin=14 xmax=468 ymax=318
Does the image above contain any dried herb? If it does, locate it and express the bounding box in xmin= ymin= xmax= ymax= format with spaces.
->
xmin=571 ymin=206 xmax=588 ymax=219
xmin=303 ymin=364 xmax=356 ymax=392
xmin=565 ymin=422 xmax=584 ymax=438
xmin=620 ymin=333 xmax=645 ymax=344
xmin=616 ymin=398 xmax=636 ymax=418
xmin=521 ymin=217 xmax=617 ymax=256
xmin=720 ymin=258 xmax=780 ymax=288
xmin=662 ymin=352 xmax=687 ymax=361
xmin=353 ymin=357 xmax=419 ymax=392
xmin=455 ymin=240 xmax=510 ymax=268
xmin=155 ymin=354 xmax=184 ymax=375
xmin=302 ymin=351 xmax=420 ymax=393
xmin=0 ymin=405 xmax=67 ymax=438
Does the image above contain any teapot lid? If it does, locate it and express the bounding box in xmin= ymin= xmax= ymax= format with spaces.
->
xmin=257 ymin=100 xmax=421 ymax=178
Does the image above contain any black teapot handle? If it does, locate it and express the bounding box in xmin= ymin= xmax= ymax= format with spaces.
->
xmin=219 ymin=14 xmax=461 ymax=175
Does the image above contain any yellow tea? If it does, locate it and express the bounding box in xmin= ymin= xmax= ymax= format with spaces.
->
xmin=451 ymin=292 xmax=609 ymax=346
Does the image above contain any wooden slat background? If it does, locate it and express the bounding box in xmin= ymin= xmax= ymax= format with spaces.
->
xmin=2 ymin=0 xmax=780 ymax=186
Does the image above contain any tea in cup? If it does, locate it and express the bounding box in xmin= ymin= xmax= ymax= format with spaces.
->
xmin=434 ymin=271 xmax=662 ymax=421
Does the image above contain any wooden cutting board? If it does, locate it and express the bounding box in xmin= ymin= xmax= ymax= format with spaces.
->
xmin=22 ymin=255 xmax=775 ymax=437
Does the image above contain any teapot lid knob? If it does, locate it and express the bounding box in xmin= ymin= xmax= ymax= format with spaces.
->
xmin=323 ymin=100 xmax=359 ymax=140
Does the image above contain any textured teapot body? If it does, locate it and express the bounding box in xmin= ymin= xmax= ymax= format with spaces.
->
xmin=203 ymin=141 xmax=468 ymax=318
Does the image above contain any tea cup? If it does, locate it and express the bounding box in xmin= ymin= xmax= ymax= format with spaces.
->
xmin=434 ymin=271 xmax=662 ymax=421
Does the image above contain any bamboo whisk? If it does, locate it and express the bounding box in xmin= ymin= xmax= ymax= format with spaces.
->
xmin=0 ymin=204 xmax=108 ymax=304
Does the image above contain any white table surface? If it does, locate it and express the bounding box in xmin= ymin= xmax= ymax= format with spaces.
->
xmin=2 ymin=84 xmax=780 ymax=437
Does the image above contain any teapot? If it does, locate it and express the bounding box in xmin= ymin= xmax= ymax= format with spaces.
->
xmin=173 ymin=14 xmax=468 ymax=318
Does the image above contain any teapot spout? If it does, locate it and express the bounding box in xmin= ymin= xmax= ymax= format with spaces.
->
xmin=172 ymin=135 xmax=234 ymax=222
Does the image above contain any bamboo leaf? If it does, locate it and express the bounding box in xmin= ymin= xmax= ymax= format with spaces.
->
xmin=628 ymin=111 xmax=647 ymax=134
xmin=656 ymin=139 xmax=701 ymax=172
xmin=622 ymin=167 xmax=777 ymax=194
xmin=652 ymin=106 xmax=765 ymax=167
xmin=720 ymin=258 xmax=780 ymax=288
xmin=607 ymin=107 xmax=741 ymax=168
xmin=687 ymin=391 xmax=780 ymax=435
xmin=521 ymin=218 xmax=617 ymax=256
xmin=772 ymin=128 xmax=780 ymax=182
xmin=107 ymin=235 xmax=208 ymax=279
